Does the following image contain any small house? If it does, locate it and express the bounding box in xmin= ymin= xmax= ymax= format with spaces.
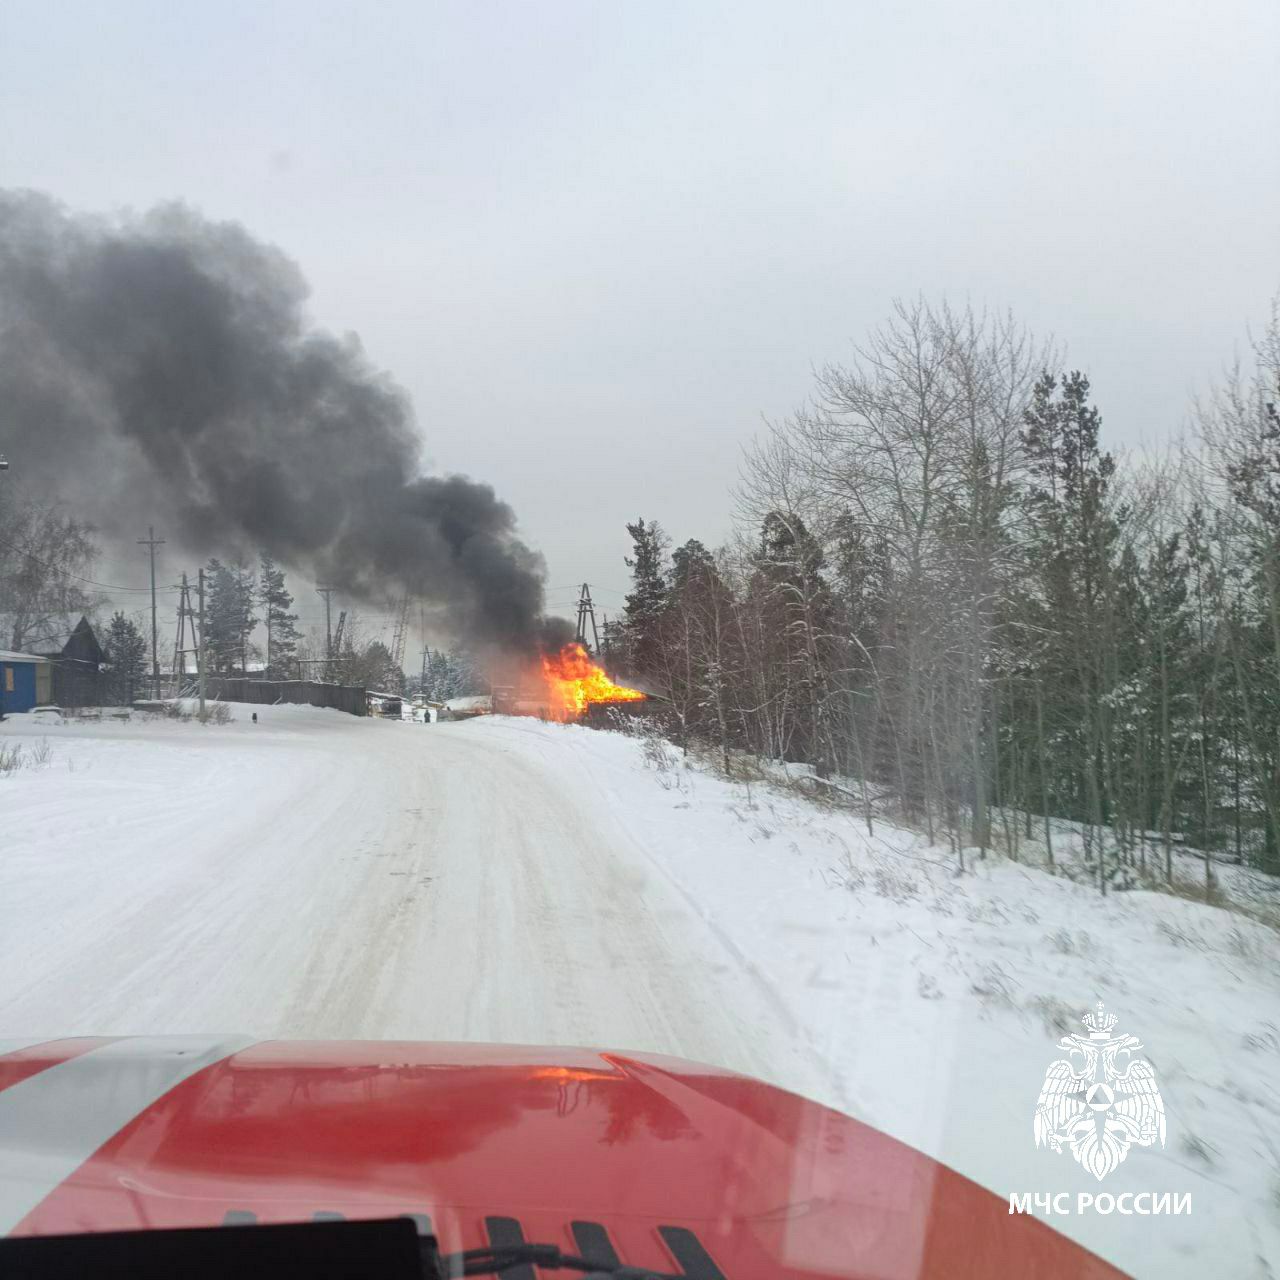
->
xmin=0 ymin=651 xmax=52 ymax=715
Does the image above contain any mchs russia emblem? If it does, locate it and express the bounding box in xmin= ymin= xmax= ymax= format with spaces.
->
xmin=1034 ymin=1003 xmax=1166 ymax=1181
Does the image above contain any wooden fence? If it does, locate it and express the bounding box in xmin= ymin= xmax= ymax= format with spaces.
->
xmin=203 ymin=677 xmax=367 ymax=717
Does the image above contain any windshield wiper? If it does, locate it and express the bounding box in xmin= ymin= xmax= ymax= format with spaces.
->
xmin=0 ymin=1216 xmax=722 ymax=1280
xmin=448 ymin=1241 xmax=683 ymax=1280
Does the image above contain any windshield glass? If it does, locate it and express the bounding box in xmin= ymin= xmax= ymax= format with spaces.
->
xmin=1 ymin=5 xmax=1278 ymax=1278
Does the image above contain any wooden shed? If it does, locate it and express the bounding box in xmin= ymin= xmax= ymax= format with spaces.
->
xmin=37 ymin=616 xmax=107 ymax=708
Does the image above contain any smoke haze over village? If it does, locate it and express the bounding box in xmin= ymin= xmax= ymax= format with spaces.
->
xmin=0 ymin=191 xmax=557 ymax=653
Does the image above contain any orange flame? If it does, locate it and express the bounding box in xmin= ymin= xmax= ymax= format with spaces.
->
xmin=540 ymin=643 xmax=646 ymax=721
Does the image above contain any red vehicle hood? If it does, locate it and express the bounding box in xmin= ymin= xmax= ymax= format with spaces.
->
xmin=0 ymin=1036 xmax=1122 ymax=1279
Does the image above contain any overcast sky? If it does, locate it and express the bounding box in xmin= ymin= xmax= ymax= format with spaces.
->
xmin=3 ymin=0 xmax=1278 ymax=638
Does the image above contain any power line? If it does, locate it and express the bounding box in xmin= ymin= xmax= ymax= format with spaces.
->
xmin=0 ymin=533 xmax=170 ymax=593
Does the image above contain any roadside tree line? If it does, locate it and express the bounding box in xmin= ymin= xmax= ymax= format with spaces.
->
xmin=608 ymin=298 xmax=1280 ymax=887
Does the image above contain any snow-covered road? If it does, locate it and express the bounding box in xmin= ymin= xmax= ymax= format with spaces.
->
xmin=3 ymin=705 xmax=1279 ymax=1278
xmin=0 ymin=707 xmax=826 ymax=1100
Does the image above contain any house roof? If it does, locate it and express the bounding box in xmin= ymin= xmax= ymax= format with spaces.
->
xmin=0 ymin=651 xmax=51 ymax=664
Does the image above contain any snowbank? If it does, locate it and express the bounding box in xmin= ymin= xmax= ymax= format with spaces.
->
xmin=1 ymin=706 xmax=1275 ymax=1277
xmin=464 ymin=715 xmax=1280 ymax=1280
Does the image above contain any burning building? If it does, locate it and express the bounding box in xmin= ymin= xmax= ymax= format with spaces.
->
xmin=491 ymin=643 xmax=648 ymax=722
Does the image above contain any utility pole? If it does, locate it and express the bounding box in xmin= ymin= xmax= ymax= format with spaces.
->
xmin=316 ymin=586 xmax=335 ymax=658
xmin=575 ymin=583 xmax=600 ymax=652
xmin=418 ymin=604 xmax=429 ymax=696
xmin=197 ymin=567 xmax=207 ymax=718
xmin=137 ymin=526 xmax=165 ymax=698
xmin=171 ymin=572 xmax=203 ymax=693
xmin=171 ymin=573 xmax=192 ymax=687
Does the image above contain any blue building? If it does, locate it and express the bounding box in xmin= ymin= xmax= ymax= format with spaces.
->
xmin=0 ymin=651 xmax=52 ymax=715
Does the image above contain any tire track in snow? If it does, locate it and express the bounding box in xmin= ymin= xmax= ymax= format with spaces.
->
xmin=3 ymin=708 xmax=848 ymax=1109
xmin=456 ymin=718 xmax=855 ymax=1113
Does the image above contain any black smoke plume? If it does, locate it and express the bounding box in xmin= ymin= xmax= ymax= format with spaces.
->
xmin=0 ymin=190 xmax=557 ymax=652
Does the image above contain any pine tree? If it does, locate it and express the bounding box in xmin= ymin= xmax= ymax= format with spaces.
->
xmin=423 ymin=650 xmax=451 ymax=701
xmin=447 ymin=649 xmax=485 ymax=697
xmin=829 ymin=510 xmax=892 ymax=812
xmin=104 ymin=612 xmax=148 ymax=705
xmin=1223 ymin=395 xmax=1280 ymax=871
xmin=1021 ymin=371 xmax=1123 ymax=885
xmin=622 ymin=518 xmax=670 ymax=677
xmin=752 ymin=511 xmax=837 ymax=773
xmin=258 ymin=553 xmax=301 ymax=679
xmin=670 ymin=539 xmax=715 ymax=593
xmin=350 ymin=640 xmax=400 ymax=692
xmin=935 ymin=440 xmax=1020 ymax=851
xmin=232 ymin=560 xmax=258 ymax=673
xmin=663 ymin=539 xmax=718 ymax=746
xmin=1105 ymin=541 xmax=1152 ymax=860
xmin=203 ymin=559 xmax=237 ymax=674
xmin=830 ymin=512 xmax=889 ymax=665
xmin=204 ymin=558 xmax=258 ymax=674
xmin=1145 ymin=531 xmax=1193 ymax=874
xmin=1182 ymin=504 xmax=1233 ymax=878
xmin=421 ymin=648 xmax=485 ymax=700
xmin=665 ymin=539 xmax=740 ymax=767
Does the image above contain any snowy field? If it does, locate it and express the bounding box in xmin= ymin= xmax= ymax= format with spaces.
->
xmin=2 ymin=705 xmax=1278 ymax=1279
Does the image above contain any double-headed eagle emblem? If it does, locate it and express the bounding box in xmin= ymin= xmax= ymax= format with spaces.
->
xmin=1034 ymin=1002 xmax=1166 ymax=1181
